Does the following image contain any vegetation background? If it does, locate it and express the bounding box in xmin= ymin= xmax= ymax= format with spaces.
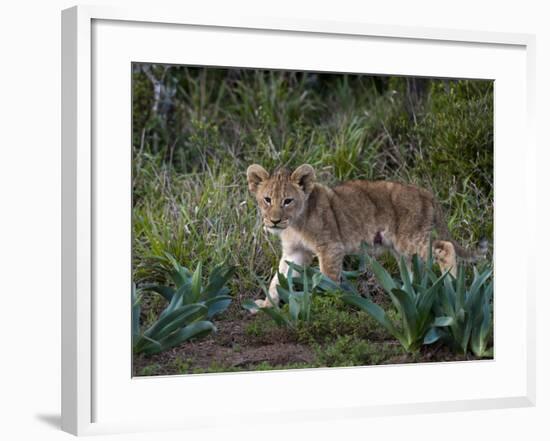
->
xmin=132 ymin=64 xmax=493 ymax=375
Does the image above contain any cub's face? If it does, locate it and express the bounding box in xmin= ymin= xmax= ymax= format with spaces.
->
xmin=246 ymin=164 xmax=316 ymax=235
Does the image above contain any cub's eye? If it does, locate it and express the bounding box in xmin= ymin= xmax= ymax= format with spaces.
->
xmin=263 ymin=197 xmax=271 ymax=204
xmin=283 ymin=198 xmax=294 ymax=206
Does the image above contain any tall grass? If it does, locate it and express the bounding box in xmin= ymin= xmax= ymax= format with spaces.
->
xmin=132 ymin=65 xmax=493 ymax=299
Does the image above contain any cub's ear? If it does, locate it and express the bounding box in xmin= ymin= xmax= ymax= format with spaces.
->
xmin=291 ymin=164 xmax=316 ymax=195
xmin=246 ymin=164 xmax=270 ymax=193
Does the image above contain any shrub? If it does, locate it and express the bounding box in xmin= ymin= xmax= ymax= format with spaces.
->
xmin=145 ymin=253 xmax=234 ymax=319
xmin=427 ymin=264 xmax=493 ymax=357
xmin=341 ymin=249 xmax=453 ymax=352
xmin=132 ymin=284 xmax=215 ymax=355
xmin=133 ymin=256 xmax=235 ymax=355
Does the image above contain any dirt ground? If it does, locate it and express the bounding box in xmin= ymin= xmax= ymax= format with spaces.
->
xmin=133 ymin=295 xmax=473 ymax=377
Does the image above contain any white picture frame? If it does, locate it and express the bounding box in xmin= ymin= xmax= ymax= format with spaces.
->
xmin=61 ymin=5 xmax=537 ymax=436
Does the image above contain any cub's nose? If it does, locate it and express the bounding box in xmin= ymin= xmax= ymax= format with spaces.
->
xmin=271 ymin=218 xmax=281 ymax=225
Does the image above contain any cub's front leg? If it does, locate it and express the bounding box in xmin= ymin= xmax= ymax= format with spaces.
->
xmin=255 ymin=247 xmax=313 ymax=309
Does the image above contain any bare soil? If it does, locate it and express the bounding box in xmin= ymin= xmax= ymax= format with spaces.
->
xmin=133 ymin=294 xmax=474 ymax=377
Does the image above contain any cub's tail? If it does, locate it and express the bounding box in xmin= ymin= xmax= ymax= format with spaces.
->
xmin=433 ymin=202 xmax=489 ymax=263
xmin=449 ymin=237 xmax=489 ymax=263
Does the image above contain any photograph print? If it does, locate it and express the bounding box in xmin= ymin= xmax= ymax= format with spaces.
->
xmin=131 ymin=64 xmax=493 ymax=376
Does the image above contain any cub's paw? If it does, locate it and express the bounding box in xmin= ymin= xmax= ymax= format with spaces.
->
xmin=247 ymin=298 xmax=275 ymax=314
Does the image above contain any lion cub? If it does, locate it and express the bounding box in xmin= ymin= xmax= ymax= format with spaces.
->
xmin=247 ymin=164 xmax=487 ymax=309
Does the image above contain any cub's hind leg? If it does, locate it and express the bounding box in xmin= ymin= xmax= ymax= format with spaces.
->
xmin=393 ymin=235 xmax=457 ymax=277
xmin=415 ymin=238 xmax=457 ymax=277
xmin=431 ymin=240 xmax=457 ymax=277
xmin=317 ymin=244 xmax=345 ymax=283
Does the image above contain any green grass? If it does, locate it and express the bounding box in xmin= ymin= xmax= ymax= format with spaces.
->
xmin=294 ymin=294 xmax=391 ymax=344
xmin=314 ymin=336 xmax=407 ymax=367
xmin=137 ymin=363 xmax=162 ymax=376
xmin=132 ymin=65 xmax=493 ymax=373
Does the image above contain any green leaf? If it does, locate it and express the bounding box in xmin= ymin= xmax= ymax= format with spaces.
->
xmin=341 ymin=293 xmax=405 ymax=347
xmin=145 ymin=285 xmax=176 ymax=302
xmin=285 ymin=261 xmax=305 ymax=275
xmin=158 ymin=321 xmax=216 ymax=352
xmin=423 ymin=327 xmax=444 ymax=345
xmin=174 ymin=263 xmax=192 ymax=280
xmin=261 ymin=305 xmax=292 ymax=327
xmin=289 ymin=295 xmax=300 ymax=322
xmin=417 ymin=269 xmax=449 ymax=318
xmin=203 ymin=265 xmax=235 ymax=298
xmin=466 ymin=293 xmax=484 ymax=329
xmin=386 ymin=289 xmax=405 ymax=319
xmin=442 ymin=274 xmax=456 ymax=316
xmin=277 ymin=270 xmax=292 ymax=291
xmin=147 ymin=304 xmax=208 ymax=341
xmin=391 ymin=288 xmax=418 ymax=342
xmin=250 ymin=275 xmax=280 ymax=309
xmin=242 ymin=296 xmax=292 ymax=328
xmin=155 ymin=305 xmax=208 ymax=341
xmin=299 ymin=267 xmax=312 ymax=321
xmin=433 ymin=316 xmax=454 ymax=327
xmin=286 ymin=262 xmax=340 ymax=292
xmin=342 ymin=270 xmax=361 ymax=279
xmin=253 ymin=274 xmax=279 ymax=307
xmin=312 ymin=272 xmax=323 ymax=289
xmin=159 ymin=280 xmax=193 ymax=316
xmin=368 ymin=256 xmax=397 ymax=294
xmin=276 ymin=286 xmax=291 ymax=303
xmin=242 ymin=299 xmax=260 ymax=313
xmin=316 ymin=275 xmax=342 ymax=292
xmin=411 ymin=254 xmax=423 ymax=285
xmin=164 ymin=253 xmax=192 ymax=287
xmin=204 ymin=295 xmax=232 ymax=318
xmin=398 ymin=256 xmax=414 ymax=299
xmin=484 ymin=280 xmax=494 ymax=302
xmin=191 ymin=262 xmax=203 ymax=303
xmin=168 ymin=268 xmax=186 ymax=288
xmin=471 ymin=291 xmax=492 ymax=357
xmin=134 ymin=334 xmax=162 ymax=355
xmin=467 ymin=267 xmax=492 ymax=310
xmin=132 ymin=286 xmax=141 ymax=339
xmin=145 ymin=307 xmax=185 ymax=338
xmin=341 ymin=274 xmax=360 ymax=295
xmin=461 ymin=318 xmax=473 ymax=354
xmin=455 ymin=264 xmax=466 ymax=310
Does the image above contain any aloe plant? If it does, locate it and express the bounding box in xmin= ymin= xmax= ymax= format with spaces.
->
xmin=341 ymin=251 xmax=453 ymax=352
xmin=146 ymin=253 xmax=235 ymax=319
xmin=132 ymin=284 xmax=216 ymax=355
xmin=428 ymin=264 xmax=493 ymax=357
xmin=242 ymin=263 xmax=339 ymax=328
xmin=133 ymin=255 xmax=235 ymax=355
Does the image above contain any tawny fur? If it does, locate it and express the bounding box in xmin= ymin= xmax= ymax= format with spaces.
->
xmin=246 ymin=164 xmax=486 ymax=309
